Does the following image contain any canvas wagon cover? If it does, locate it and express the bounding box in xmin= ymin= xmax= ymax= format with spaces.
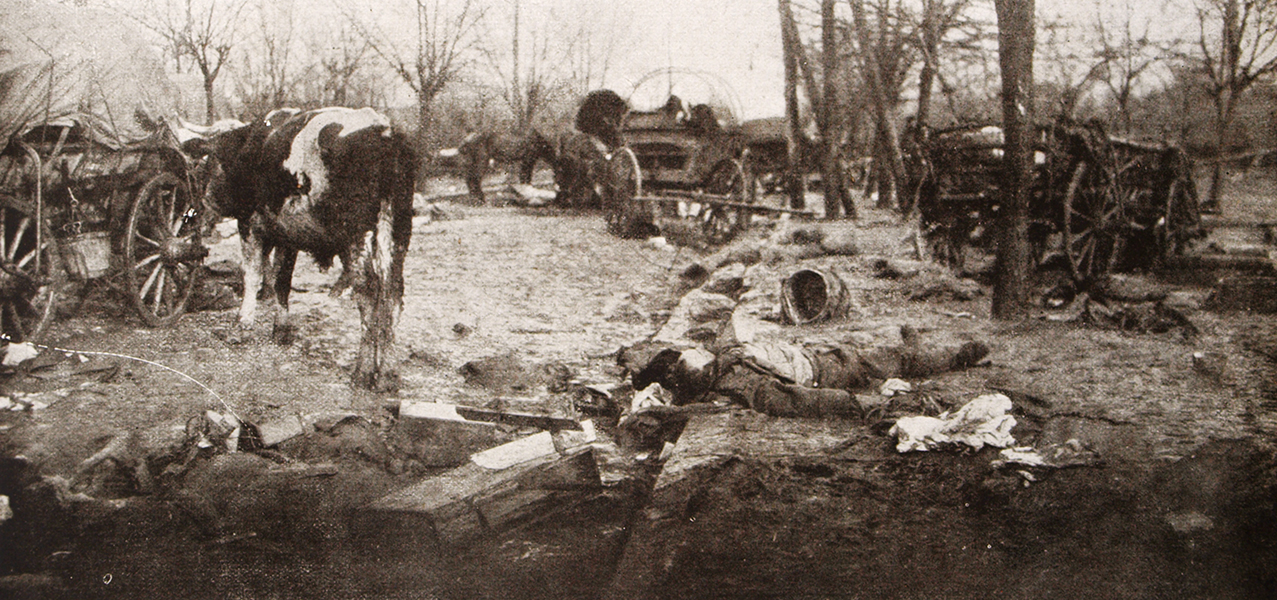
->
xmin=0 ymin=0 xmax=179 ymax=148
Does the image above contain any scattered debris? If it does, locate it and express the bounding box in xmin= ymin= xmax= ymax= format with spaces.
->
xmin=256 ymin=414 xmax=306 ymax=447
xmin=780 ymin=268 xmax=851 ymax=325
xmin=879 ymin=378 xmax=914 ymax=397
xmin=991 ymin=438 xmax=1102 ymax=469
xmin=1 ymin=342 xmax=39 ymax=366
xmin=187 ymin=411 xmax=242 ymax=453
xmin=1191 ymin=351 xmax=1228 ymax=381
xmin=629 ymin=383 xmax=674 ymax=416
xmin=507 ymin=183 xmax=556 ymax=206
xmin=888 ymin=393 xmax=1017 ymax=453
xmin=365 ymin=439 xmax=601 ymax=543
xmin=396 ymin=401 xmax=518 ymax=467
xmin=2 ymin=394 xmax=49 ymax=412
xmin=454 ymin=405 xmax=584 ymax=431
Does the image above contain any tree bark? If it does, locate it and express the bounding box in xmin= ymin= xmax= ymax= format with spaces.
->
xmin=203 ymin=75 xmax=217 ymax=124
xmin=992 ymin=0 xmax=1034 ymax=320
xmin=821 ymin=0 xmax=853 ymax=219
xmin=780 ymin=0 xmax=806 ymax=209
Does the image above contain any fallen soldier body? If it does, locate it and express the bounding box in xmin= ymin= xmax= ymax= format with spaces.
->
xmin=623 ymin=327 xmax=990 ymax=419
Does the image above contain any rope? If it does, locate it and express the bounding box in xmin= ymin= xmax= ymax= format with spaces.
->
xmin=6 ymin=337 xmax=238 ymax=420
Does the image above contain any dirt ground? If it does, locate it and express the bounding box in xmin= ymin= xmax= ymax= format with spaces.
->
xmin=1 ymin=171 xmax=1275 ymax=599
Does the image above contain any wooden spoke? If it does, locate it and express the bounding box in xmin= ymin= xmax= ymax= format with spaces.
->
xmin=152 ymin=268 xmax=167 ymax=315
xmin=8 ymin=217 xmax=30 ymax=262
xmin=0 ymin=204 xmax=63 ymax=342
xmin=125 ymin=173 xmax=202 ymax=326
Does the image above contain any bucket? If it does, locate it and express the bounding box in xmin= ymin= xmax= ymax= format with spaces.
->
xmin=780 ymin=268 xmax=851 ymax=325
xmin=60 ymin=231 xmax=112 ymax=280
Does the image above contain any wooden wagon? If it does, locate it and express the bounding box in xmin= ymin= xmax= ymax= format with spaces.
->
xmin=616 ymin=98 xmax=759 ymax=244
xmin=915 ymin=119 xmax=1203 ymax=282
xmin=0 ymin=113 xmax=211 ymax=341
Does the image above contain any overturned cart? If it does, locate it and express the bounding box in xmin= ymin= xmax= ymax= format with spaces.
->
xmin=916 ymin=120 xmax=1203 ymax=280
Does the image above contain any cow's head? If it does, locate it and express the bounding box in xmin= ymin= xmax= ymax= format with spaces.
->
xmin=199 ymin=120 xmax=261 ymax=222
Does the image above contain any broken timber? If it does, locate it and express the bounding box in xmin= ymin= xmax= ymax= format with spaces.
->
xmin=364 ymin=430 xmax=601 ymax=545
xmin=636 ymin=192 xmax=816 ymax=216
xmin=395 ymin=401 xmax=519 ymax=467
xmin=454 ymin=405 xmax=583 ymax=431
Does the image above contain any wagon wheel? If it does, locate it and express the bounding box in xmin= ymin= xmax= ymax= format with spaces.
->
xmin=701 ymin=159 xmax=750 ymax=245
xmin=0 ymin=201 xmax=65 ymax=343
xmin=1061 ymin=161 xmax=1122 ymax=282
xmin=124 ymin=172 xmax=206 ymax=327
xmin=604 ymin=147 xmax=649 ymax=238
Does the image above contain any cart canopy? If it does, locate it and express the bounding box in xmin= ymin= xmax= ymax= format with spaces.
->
xmin=0 ymin=0 xmax=179 ymax=149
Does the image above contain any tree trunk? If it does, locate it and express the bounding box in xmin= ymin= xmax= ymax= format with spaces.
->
xmin=821 ymin=0 xmax=853 ymax=219
xmin=904 ymin=0 xmax=940 ymax=220
xmin=780 ymin=0 xmax=806 ymax=210
xmin=849 ymin=0 xmax=906 ymax=212
xmin=203 ymin=75 xmax=217 ymax=124
xmin=992 ymin=0 xmax=1034 ymax=320
xmin=1206 ymin=0 xmax=1241 ymax=212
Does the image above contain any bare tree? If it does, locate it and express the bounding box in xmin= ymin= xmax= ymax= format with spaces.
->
xmin=232 ymin=0 xmax=301 ymax=117
xmin=1192 ymin=0 xmax=1277 ymax=210
xmin=309 ymin=26 xmax=375 ymax=108
xmin=1036 ymin=16 xmax=1109 ymax=119
xmin=560 ymin=5 xmax=622 ymax=98
xmin=848 ymin=0 xmax=911 ymax=210
xmin=904 ymin=0 xmax=974 ymax=218
xmin=479 ymin=0 xmax=556 ymax=131
xmin=992 ymin=0 xmax=1035 ymax=320
xmin=117 ymin=0 xmax=247 ymax=123
xmin=342 ymin=0 xmax=485 ymax=150
xmin=1093 ymin=1 xmax=1167 ymax=135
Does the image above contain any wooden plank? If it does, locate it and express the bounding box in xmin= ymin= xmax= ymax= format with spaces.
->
xmin=395 ymin=401 xmax=518 ymax=467
xmin=454 ymin=406 xmax=584 ymax=431
xmin=365 ymin=446 xmax=601 ymax=544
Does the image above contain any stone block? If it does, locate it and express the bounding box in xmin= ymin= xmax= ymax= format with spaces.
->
xmin=256 ymin=414 xmax=306 ymax=447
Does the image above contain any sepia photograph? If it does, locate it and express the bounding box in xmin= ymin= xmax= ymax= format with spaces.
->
xmin=0 ymin=0 xmax=1275 ymax=597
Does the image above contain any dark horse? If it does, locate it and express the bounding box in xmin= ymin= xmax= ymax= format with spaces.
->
xmin=550 ymin=89 xmax=632 ymax=210
xmin=455 ymin=129 xmax=555 ymax=204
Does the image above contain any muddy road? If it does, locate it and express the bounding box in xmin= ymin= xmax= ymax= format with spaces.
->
xmin=1 ymin=196 xmax=1276 ymax=599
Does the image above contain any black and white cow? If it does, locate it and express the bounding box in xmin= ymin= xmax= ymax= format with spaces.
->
xmin=203 ymin=107 xmax=416 ymax=391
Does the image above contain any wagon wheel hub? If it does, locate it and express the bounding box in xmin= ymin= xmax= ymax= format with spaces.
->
xmin=161 ymin=235 xmax=209 ymax=264
xmin=0 ymin=267 xmax=32 ymax=297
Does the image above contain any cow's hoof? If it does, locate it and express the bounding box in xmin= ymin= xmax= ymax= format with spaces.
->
xmin=353 ymin=368 xmax=401 ymax=393
xmin=272 ymin=322 xmax=297 ymax=346
xmin=215 ymin=325 xmax=253 ymax=346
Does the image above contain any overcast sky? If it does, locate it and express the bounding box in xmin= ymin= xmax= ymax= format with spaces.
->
xmin=98 ymin=0 xmax=1197 ymax=121
xmin=594 ymin=0 xmax=1189 ymax=120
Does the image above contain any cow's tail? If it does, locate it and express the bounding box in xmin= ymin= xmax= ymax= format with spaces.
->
xmin=355 ymin=130 xmax=417 ymax=392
